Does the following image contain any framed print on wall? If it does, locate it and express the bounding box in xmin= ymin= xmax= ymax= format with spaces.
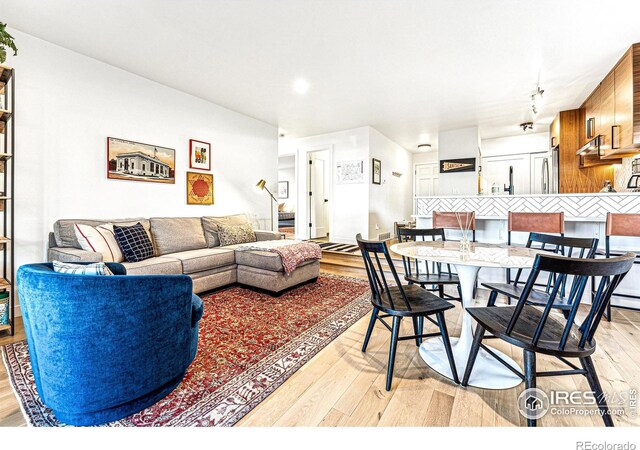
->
xmin=336 ymin=160 xmax=364 ymax=184
xmin=107 ymin=137 xmax=175 ymax=184
xmin=189 ymin=139 xmax=211 ymax=171
xmin=187 ymin=171 xmax=214 ymax=205
xmin=372 ymin=158 xmax=381 ymax=185
xmin=278 ymin=181 xmax=289 ymax=199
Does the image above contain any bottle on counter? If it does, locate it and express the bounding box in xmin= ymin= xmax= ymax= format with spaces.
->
xmin=491 ymin=181 xmax=500 ymax=195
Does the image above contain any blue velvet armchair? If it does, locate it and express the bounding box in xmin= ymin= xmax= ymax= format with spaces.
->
xmin=16 ymin=263 xmax=204 ymax=426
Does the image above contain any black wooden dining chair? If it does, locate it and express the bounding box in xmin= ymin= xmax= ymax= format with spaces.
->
xmin=396 ymin=227 xmax=463 ymax=301
xmin=356 ymin=233 xmax=459 ymax=391
xmin=462 ymin=252 xmax=635 ymax=427
xmin=482 ymin=233 xmax=598 ymax=315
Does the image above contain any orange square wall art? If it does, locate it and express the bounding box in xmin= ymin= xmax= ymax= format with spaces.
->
xmin=186 ymin=172 xmax=214 ymax=205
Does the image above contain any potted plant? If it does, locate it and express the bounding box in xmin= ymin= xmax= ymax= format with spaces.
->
xmin=0 ymin=22 xmax=18 ymax=64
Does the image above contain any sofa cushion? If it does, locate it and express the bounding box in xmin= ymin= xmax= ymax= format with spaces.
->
xmin=52 ymin=261 xmax=114 ymax=276
xmin=54 ymin=218 xmax=152 ymax=249
xmin=232 ymin=247 xmax=316 ymax=272
xmin=168 ymin=248 xmax=236 ymax=274
xmin=114 ymin=223 xmax=155 ymax=263
xmin=121 ymin=257 xmax=182 ymax=275
xmin=201 ymin=214 xmax=248 ymax=247
xmin=150 ymin=217 xmax=207 ymax=256
xmin=218 ymin=223 xmax=256 ymax=246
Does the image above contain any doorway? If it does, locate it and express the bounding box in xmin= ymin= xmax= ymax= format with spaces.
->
xmin=277 ymin=155 xmax=296 ymax=239
xmin=308 ymin=149 xmax=331 ymax=240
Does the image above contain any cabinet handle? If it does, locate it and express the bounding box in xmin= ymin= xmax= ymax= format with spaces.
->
xmin=612 ymin=125 xmax=620 ymax=150
xmin=587 ymin=118 xmax=595 ymax=139
xmin=551 ymin=136 xmax=557 ymax=147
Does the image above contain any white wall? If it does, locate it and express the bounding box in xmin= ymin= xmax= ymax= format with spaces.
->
xmin=280 ymin=127 xmax=370 ymax=243
xmin=8 ymin=31 xmax=278 ymax=313
xmin=412 ymin=150 xmax=439 ymax=165
xmin=481 ymin=132 xmax=549 ymax=157
xmin=437 ymin=127 xmax=480 ymax=195
xmin=368 ymin=128 xmax=413 ymax=239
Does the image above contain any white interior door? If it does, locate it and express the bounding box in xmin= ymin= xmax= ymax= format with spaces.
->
xmin=481 ymin=154 xmax=531 ymax=195
xmin=414 ymin=163 xmax=439 ymax=197
xmin=309 ymin=155 xmax=327 ymax=239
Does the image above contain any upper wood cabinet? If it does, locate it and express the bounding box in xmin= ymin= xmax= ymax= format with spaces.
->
xmin=581 ymin=43 xmax=640 ymax=159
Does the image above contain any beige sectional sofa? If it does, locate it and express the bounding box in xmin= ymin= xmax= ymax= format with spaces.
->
xmin=47 ymin=215 xmax=320 ymax=295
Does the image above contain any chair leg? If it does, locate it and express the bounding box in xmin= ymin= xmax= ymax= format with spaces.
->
xmin=386 ymin=316 xmax=402 ymax=391
xmin=362 ymin=308 xmax=379 ymax=353
xmin=436 ymin=312 xmax=459 ymax=384
xmin=487 ymin=290 xmax=499 ymax=307
xmin=462 ymin=325 xmax=485 ymax=386
xmin=412 ymin=316 xmax=423 ymax=346
xmin=438 ymin=284 xmax=444 ymax=298
xmin=581 ymin=355 xmax=614 ymax=427
xmin=524 ymin=350 xmax=537 ymax=427
xmin=456 ymin=283 xmax=462 ymax=300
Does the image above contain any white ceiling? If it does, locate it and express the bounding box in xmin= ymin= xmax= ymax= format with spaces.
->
xmin=3 ymin=0 xmax=640 ymax=151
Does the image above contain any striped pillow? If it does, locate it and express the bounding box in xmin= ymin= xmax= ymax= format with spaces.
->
xmin=52 ymin=261 xmax=114 ymax=275
xmin=74 ymin=223 xmax=124 ymax=263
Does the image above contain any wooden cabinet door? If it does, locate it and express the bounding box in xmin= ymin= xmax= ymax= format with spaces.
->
xmin=599 ymin=71 xmax=615 ymax=157
xmin=584 ymin=86 xmax=601 ymax=141
xmin=614 ymin=48 xmax=634 ymax=149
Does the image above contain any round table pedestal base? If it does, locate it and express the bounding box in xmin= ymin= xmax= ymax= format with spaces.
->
xmin=419 ymin=337 xmax=523 ymax=390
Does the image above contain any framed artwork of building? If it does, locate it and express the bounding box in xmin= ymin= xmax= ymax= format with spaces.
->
xmin=187 ymin=172 xmax=214 ymax=205
xmin=107 ymin=137 xmax=175 ymax=184
xmin=189 ymin=139 xmax=211 ymax=171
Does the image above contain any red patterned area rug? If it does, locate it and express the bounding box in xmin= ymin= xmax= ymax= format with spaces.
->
xmin=1 ymin=274 xmax=370 ymax=427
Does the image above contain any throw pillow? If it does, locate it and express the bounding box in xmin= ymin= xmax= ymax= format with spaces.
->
xmin=201 ymin=214 xmax=248 ymax=247
xmin=113 ymin=222 xmax=155 ymax=263
xmin=52 ymin=261 xmax=114 ymax=276
xmin=74 ymin=223 xmax=124 ymax=263
xmin=218 ymin=223 xmax=257 ymax=246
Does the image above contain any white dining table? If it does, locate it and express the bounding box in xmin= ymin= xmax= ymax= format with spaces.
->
xmin=390 ymin=240 xmax=540 ymax=390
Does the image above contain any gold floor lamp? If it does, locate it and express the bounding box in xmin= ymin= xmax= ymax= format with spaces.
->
xmin=255 ymin=179 xmax=277 ymax=231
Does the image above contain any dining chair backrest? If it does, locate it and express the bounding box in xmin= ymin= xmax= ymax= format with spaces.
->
xmin=507 ymin=252 xmax=635 ymax=351
xmin=510 ymin=233 xmax=599 ymax=291
xmin=396 ymin=227 xmax=448 ymax=280
xmin=508 ymin=212 xmax=565 ymax=244
xmin=606 ymin=213 xmax=640 ymax=237
xmin=356 ymin=233 xmax=408 ymax=311
xmin=433 ymin=211 xmax=476 ymax=241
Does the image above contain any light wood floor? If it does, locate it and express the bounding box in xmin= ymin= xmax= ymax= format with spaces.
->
xmin=2 ymin=256 xmax=639 ymax=427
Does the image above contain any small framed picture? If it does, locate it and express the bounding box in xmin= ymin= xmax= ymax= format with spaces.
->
xmin=372 ymin=158 xmax=381 ymax=185
xmin=187 ymin=171 xmax=214 ymax=205
xmin=189 ymin=139 xmax=211 ymax=171
xmin=278 ymin=181 xmax=289 ymax=199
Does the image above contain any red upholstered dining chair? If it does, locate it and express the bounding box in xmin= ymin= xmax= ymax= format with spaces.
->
xmin=432 ymin=211 xmax=476 ymax=242
xmin=594 ymin=213 xmax=640 ymax=321
xmin=506 ymin=212 xmax=565 ymax=287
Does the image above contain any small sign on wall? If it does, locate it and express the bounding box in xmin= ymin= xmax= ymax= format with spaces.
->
xmin=439 ymin=158 xmax=476 ymax=173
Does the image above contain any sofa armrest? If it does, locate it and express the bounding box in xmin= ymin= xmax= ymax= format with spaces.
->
xmin=254 ymin=230 xmax=281 ymax=241
xmin=48 ymin=247 xmax=103 ymax=263
xmin=191 ymin=294 xmax=204 ymax=328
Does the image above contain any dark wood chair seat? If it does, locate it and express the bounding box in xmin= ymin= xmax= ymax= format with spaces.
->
xmin=405 ymin=273 xmax=460 ymax=286
xmin=481 ymin=282 xmax=572 ymax=310
xmin=376 ymin=285 xmax=455 ymax=317
xmin=467 ymin=305 xmax=594 ymax=357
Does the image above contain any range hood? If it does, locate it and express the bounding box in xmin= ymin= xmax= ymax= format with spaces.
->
xmin=576 ymin=135 xmax=601 ymax=156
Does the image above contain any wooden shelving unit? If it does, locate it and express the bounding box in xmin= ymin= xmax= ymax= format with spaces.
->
xmin=0 ymin=63 xmax=14 ymax=336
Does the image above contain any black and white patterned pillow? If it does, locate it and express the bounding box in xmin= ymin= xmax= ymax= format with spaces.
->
xmin=113 ymin=222 xmax=155 ymax=263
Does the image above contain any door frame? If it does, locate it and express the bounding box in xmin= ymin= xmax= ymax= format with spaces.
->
xmin=301 ymin=145 xmax=334 ymax=240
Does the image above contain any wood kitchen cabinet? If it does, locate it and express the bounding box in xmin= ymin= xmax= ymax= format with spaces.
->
xmin=612 ymin=47 xmax=634 ymax=152
xmin=599 ymin=71 xmax=615 ymax=155
xmin=584 ymin=86 xmax=601 ymax=141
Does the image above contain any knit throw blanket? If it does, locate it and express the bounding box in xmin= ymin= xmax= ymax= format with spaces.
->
xmin=235 ymin=240 xmax=322 ymax=275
